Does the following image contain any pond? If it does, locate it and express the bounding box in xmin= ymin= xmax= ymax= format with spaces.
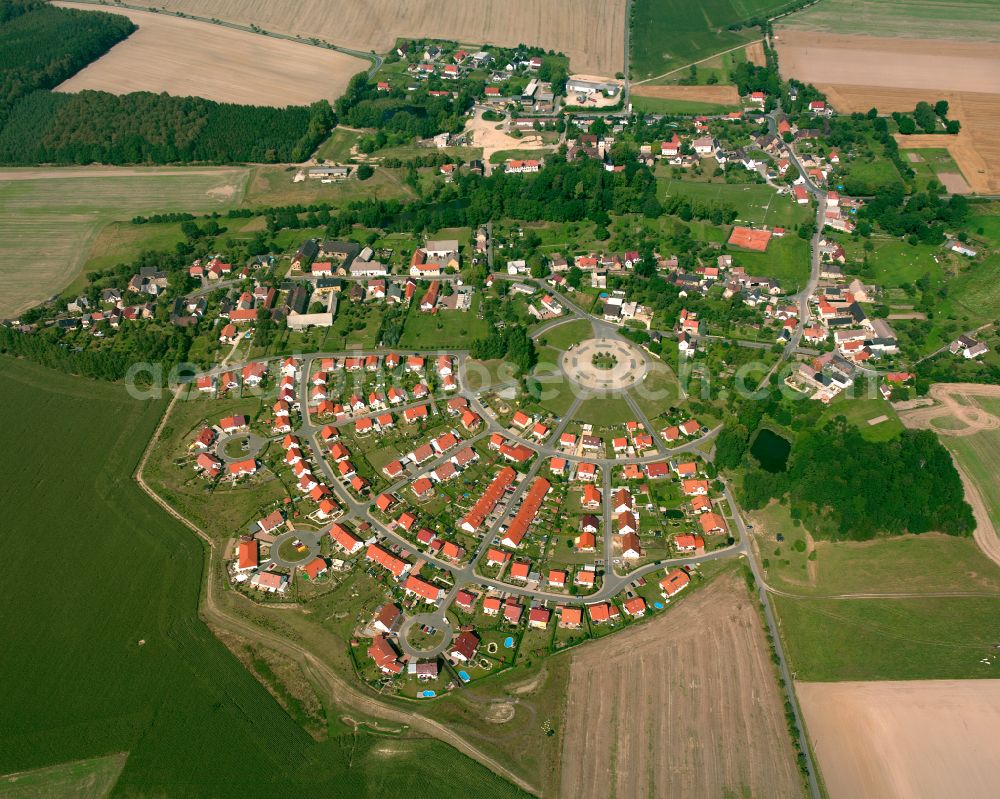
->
xmin=750 ymin=428 xmax=791 ymax=473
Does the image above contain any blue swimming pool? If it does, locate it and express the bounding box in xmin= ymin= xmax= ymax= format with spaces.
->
xmin=419 ymin=690 xmax=436 ymax=698
xmin=503 ymin=636 xmax=514 ymax=648
xmin=458 ymin=670 xmax=470 ymax=682
xmin=654 ymin=602 xmax=664 ymax=610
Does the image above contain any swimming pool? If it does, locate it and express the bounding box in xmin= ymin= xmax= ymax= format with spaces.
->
xmin=654 ymin=602 xmax=664 ymax=610
xmin=419 ymin=690 xmax=436 ymax=698
xmin=458 ymin=670 xmax=470 ymax=682
xmin=503 ymin=636 xmax=514 ymax=648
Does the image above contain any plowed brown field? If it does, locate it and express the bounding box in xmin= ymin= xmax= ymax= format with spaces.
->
xmin=153 ymin=0 xmax=626 ymax=76
xmin=799 ymin=680 xmax=1000 ymax=799
xmin=631 ymin=83 xmax=741 ymax=104
xmin=560 ymin=571 xmax=803 ymax=799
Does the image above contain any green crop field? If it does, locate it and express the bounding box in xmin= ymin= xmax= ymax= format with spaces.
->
xmin=630 ymin=0 xmax=790 ymax=79
xmin=0 ymin=357 xmax=530 ymax=798
xmin=0 ymin=168 xmax=249 ymax=318
xmin=776 ymin=0 xmax=1000 ymax=41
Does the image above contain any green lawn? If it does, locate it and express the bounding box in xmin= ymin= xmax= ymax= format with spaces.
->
xmin=630 ymin=0 xmax=788 ymax=79
xmin=631 ymin=95 xmax=740 ymax=115
xmin=535 ymin=319 xmax=594 ymax=351
xmin=397 ymin=294 xmax=491 ymax=348
xmin=731 ymin=235 xmax=812 ymax=292
xmin=572 ymin=396 xmax=635 ymax=428
xmin=0 ymin=357 xmax=531 ymax=798
xmin=818 ymin=396 xmax=904 ymax=442
xmin=488 ymin=148 xmax=556 ymax=165
xmin=658 ymin=178 xmax=812 ymax=229
xmin=0 ymin=168 xmax=249 ymax=318
xmin=842 ymin=237 xmax=944 ymax=288
xmin=838 ymin=157 xmax=904 ymax=194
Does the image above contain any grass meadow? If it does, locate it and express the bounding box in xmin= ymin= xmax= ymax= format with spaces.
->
xmin=0 ymin=357 xmax=530 ymax=798
xmin=630 ymin=0 xmax=789 ymax=79
xmin=631 ymin=95 xmax=740 ymax=115
xmin=0 ymin=169 xmax=249 ymax=318
xmin=776 ymin=0 xmax=1000 ymax=41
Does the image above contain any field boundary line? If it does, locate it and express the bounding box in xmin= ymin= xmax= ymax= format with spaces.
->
xmin=632 ymin=39 xmax=762 ymax=86
xmin=132 ymin=388 xmax=541 ymax=797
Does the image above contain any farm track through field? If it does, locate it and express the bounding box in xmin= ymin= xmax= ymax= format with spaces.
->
xmin=133 ymin=388 xmax=540 ymax=798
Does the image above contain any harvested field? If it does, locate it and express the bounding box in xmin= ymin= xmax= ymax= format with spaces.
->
xmin=560 ymin=571 xmax=803 ymax=799
xmin=630 ymin=83 xmax=741 ymax=104
xmin=823 ymin=88 xmax=995 ymax=176
xmin=798 ymin=681 xmax=1000 ymax=799
xmin=53 ymin=3 xmax=364 ymax=106
xmin=938 ymin=171 xmax=971 ymax=193
xmin=745 ymin=40 xmax=766 ymax=66
xmin=772 ymin=30 xmax=1000 ymax=193
xmin=775 ymin=31 xmax=1000 ymax=94
xmin=154 ymin=0 xmax=625 ymax=76
xmin=0 ymin=167 xmax=247 ymax=318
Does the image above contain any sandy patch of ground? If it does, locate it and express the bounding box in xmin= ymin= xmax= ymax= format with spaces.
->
xmin=560 ymin=572 xmax=802 ymax=799
xmin=630 ymin=83 xmax=740 ymax=104
xmin=463 ymin=110 xmax=553 ymax=173
xmin=745 ymin=40 xmax=767 ymax=67
xmin=798 ymin=680 xmax=1000 ymax=799
xmin=54 ymin=3 xmax=364 ymax=106
xmin=938 ymin=171 xmax=971 ymax=193
xmin=907 ymin=151 xmax=922 ymax=162
xmin=155 ymin=0 xmax=625 ymax=76
xmin=776 ymin=31 xmax=1000 ymax=94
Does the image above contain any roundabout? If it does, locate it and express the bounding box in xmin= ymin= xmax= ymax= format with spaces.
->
xmin=269 ymin=529 xmax=322 ymax=568
xmin=398 ymin=611 xmax=454 ymax=658
xmin=215 ymin=431 xmax=268 ymax=463
xmin=561 ymin=337 xmax=648 ymax=392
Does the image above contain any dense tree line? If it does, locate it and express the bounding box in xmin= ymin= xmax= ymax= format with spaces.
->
xmin=0 ymin=90 xmax=334 ymax=164
xmin=725 ymin=412 xmax=974 ymax=540
xmin=0 ymin=0 xmax=134 ymax=121
xmin=861 ymin=189 xmax=969 ymax=244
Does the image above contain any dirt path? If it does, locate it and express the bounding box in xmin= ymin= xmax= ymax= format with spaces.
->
xmin=897 ymin=383 xmax=1000 ymax=437
xmin=897 ymin=383 xmax=1000 ymax=569
xmin=133 ymin=389 xmax=540 ymax=797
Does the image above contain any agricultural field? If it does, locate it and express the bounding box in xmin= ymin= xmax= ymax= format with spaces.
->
xmin=798 ymin=680 xmax=1000 ymax=799
xmin=773 ymin=29 xmax=1000 ymax=193
xmin=630 ymin=0 xmax=785 ymax=79
xmin=630 ymin=83 xmax=741 ymax=108
xmin=0 ymin=356 xmax=532 ymax=798
xmin=156 ymin=0 xmax=626 ymax=76
xmin=54 ymin=3 xmax=364 ymax=105
xmin=906 ymin=147 xmax=969 ymax=192
xmin=0 ymin=167 xmax=248 ymax=318
xmin=631 ymin=95 xmax=740 ymax=115
xmin=240 ymin=164 xmax=415 ymax=208
xmin=776 ymin=0 xmax=1000 ymax=41
xmin=561 ymin=570 xmax=804 ymax=799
